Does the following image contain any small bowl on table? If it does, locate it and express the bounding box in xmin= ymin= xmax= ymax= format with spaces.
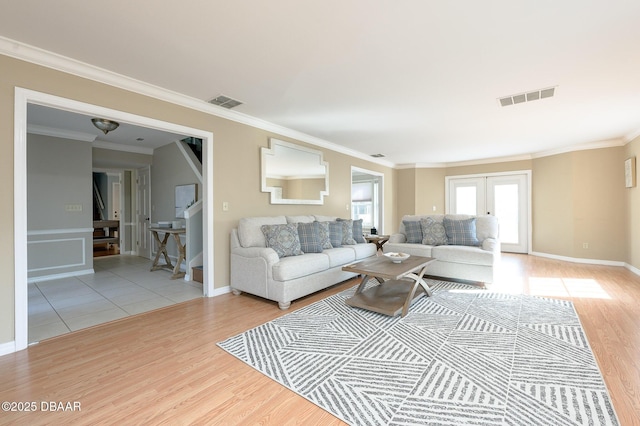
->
xmin=384 ymin=252 xmax=410 ymax=263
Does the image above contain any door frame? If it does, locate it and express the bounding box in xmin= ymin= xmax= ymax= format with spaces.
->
xmin=445 ymin=170 xmax=532 ymax=254
xmin=13 ymin=87 xmax=215 ymax=353
xmin=351 ymin=166 xmax=384 ymax=234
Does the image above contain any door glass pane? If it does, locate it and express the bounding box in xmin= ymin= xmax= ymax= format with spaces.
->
xmin=494 ymin=184 xmax=518 ymax=244
xmin=455 ymin=186 xmax=477 ymax=215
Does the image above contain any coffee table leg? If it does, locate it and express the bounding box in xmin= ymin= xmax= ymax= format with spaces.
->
xmin=405 ymin=265 xmax=432 ymax=296
xmin=354 ymin=274 xmax=385 ymax=295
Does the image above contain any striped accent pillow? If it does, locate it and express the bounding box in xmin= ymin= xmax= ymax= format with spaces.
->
xmin=443 ymin=217 xmax=479 ymax=246
xmin=403 ymin=220 xmax=423 ymax=243
xmin=297 ymin=222 xmax=323 ymax=253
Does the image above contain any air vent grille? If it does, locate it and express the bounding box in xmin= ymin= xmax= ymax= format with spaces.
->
xmin=208 ymin=95 xmax=243 ymax=109
xmin=499 ymin=86 xmax=556 ymax=107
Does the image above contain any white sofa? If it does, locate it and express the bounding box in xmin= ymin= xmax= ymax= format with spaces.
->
xmin=230 ymin=215 xmax=377 ymax=309
xmin=383 ymin=214 xmax=500 ymax=285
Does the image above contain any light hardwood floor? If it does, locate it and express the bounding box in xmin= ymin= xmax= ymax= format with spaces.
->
xmin=0 ymin=254 xmax=639 ymax=425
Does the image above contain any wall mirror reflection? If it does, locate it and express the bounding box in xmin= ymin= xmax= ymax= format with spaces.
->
xmin=261 ymin=138 xmax=329 ymax=204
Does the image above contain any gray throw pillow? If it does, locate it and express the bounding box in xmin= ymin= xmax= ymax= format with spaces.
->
xmin=261 ymin=223 xmax=304 ymax=257
xmin=337 ymin=218 xmax=366 ymax=243
xmin=325 ymin=221 xmax=343 ymax=247
xmin=443 ymin=217 xmax=479 ymax=246
xmin=420 ymin=217 xmax=448 ymax=245
xmin=403 ymin=220 xmax=423 ymax=243
xmin=339 ymin=219 xmax=358 ymax=245
xmin=297 ymin=222 xmax=323 ymax=253
xmin=315 ymin=221 xmax=333 ymax=249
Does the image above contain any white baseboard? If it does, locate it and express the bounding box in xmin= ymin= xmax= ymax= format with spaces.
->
xmin=529 ymin=251 xmax=640 ymax=279
xmin=0 ymin=341 xmax=16 ymax=356
xmin=210 ymin=285 xmax=231 ymax=297
xmin=625 ymin=262 xmax=640 ymax=276
xmin=27 ymin=269 xmax=95 ymax=283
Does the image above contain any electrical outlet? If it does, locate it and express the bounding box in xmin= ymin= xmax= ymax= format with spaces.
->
xmin=346 ymin=204 xmax=350 ymax=211
xmin=583 ymin=243 xmax=589 ymax=249
xmin=65 ymin=204 xmax=82 ymax=212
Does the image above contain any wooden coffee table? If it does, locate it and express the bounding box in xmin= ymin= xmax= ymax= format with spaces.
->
xmin=342 ymin=255 xmax=435 ymax=317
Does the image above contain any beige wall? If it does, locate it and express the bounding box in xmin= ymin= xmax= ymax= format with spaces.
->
xmin=0 ymin=54 xmax=396 ymax=345
xmin=394 ymin=152 xmax=628 ymax=263
xmin=625 ymin=135 xmax=640 ymax=267
xmin=2 ymin=52 xmax=638 ymax=348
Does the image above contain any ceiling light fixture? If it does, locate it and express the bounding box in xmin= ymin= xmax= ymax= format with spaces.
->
xmin=91 ymin=118 xmax=119 ymax=135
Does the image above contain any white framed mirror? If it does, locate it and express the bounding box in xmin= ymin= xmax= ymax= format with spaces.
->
xmin=261 ymin=138 xmax=329 ymax=204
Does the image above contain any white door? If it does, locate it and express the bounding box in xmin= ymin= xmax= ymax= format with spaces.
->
xmin=447 ymin=172 xmax=530 ymax=253
xmin=136 ymin=166 xmax=151 ymax=258
xmin=486 ymin=174 xmax=529 ymax=253
xmin=111 ymin=182 xmax=121 ymax=220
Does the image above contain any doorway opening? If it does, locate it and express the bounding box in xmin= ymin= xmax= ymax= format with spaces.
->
xmin=351 ymin=167 xmax=384 ymax=234
xmin=13 ymin=88 xmax=214 ymax=353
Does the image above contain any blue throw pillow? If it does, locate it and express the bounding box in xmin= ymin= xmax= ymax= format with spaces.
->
xmin=261 ymin=224 xmax=304 ymax=257
xmin=337 ymin=218 xmax=366 ymax=243
xmin=420 ymin=217 xmax=448 ymax=245
xmin=315 ymin=221 xmax=333 ymax=249
xmin=326 ymin=221 xmax=343 ymax=247
xmin=297 ymin=222 xmax=323 ymax=253
xmin=403 ymin=220 xmax=423 ymax=243
xmin=443 ymin=217 xmax=479 ymax=246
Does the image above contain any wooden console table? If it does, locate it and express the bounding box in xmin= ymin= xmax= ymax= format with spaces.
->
xmin=93 ymin=220 xmax=120 ymax=247
xmin=149 ymin=227 xmax=186 ymax=279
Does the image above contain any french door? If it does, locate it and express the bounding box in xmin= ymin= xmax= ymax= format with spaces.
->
xmin=446 ymin=172 xmax=530 ymax=253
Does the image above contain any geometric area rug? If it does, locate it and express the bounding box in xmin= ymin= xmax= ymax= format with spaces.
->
xmin=218 ymin=280 xmax=619 ymax=425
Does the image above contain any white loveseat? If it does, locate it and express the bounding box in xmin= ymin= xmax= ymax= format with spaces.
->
xmin=383 ymin=214 xmax=500 ymax=285
xmin=230 ymin=215 xmax=377 ymax=309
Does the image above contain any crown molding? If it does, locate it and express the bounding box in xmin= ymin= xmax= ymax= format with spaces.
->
xmin=27 ymin=123 xmax=96 ymax=142
xmin=0 ymin=36 xmax=393 ymax=169
xmin=531 ymin=138 xmax=626 ymax=159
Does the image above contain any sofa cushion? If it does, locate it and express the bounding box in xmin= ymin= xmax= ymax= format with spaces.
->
xmin=476 ymin=215 xmax=499 ymax=241
xmin=316 ymin=221 xmax=333 ymax=249
xmin=443 ymin=217 xmax=479 ymax=246
xmin=238 ymin=216 xmax=287 ymax=248
xmin=272 ymin=253 xmax=330 ymax=281
xmin=421 ymin=217 xmax=448 ymax=246
xmin=325 ymin=221 xmax=343 ymax=247
xmin=384 ymin=242 xmax=433 ymax=257
xmin=338 ymin=218 xmax=366 ymax=243
xmin=261 ymin=224 xmax=304 ymax=257
xmin=314 ymin=215 xmax=338 ymax=222
xmin=286 ymin=215 xmax=315 ymax=224
xmin=323 ymin=247 xmax=356 ymax=268
xmin=339 ymin=219 xmax=358 ymax=245
xmin=297 ymin=222 xmax=323 ymax=253
xmin=403 ymin=220 xmax=423 ymax=243
xmin=347 ymin=242 xmax=378 ymax=260
xmin=431 ymin=245 xmax=493 ymax=266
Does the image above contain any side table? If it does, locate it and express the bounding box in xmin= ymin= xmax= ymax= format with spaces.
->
xmin=365 ymin=235 xmax=389 ymax=251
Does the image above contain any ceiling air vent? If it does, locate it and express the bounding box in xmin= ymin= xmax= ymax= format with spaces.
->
xmin=499 ymin=86 xmax=556 ymax=107
xmin=370 ymin=153 xmax=385 ymax=158
xmin=208 ymin=94 xmax=243 ymax=109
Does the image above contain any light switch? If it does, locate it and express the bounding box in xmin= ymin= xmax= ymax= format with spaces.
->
xmin=222 ymin=201 xmax=229 ymax=211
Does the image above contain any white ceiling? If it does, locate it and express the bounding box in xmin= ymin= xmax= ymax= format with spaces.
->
xmin=2 ymin=1 xmax=640 ymax=166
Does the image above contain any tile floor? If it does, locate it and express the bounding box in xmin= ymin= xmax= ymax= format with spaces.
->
xmin=28 ymin=255 xmax=203 ymax=343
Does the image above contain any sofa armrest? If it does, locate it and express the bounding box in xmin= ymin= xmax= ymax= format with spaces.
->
xmin=231 ymin=246 xmax=280 ymax=265
xmin=388 ymin=233 xmax=407 ymax=244
xmin=482 ymin=238 xmax=500 ymax=253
